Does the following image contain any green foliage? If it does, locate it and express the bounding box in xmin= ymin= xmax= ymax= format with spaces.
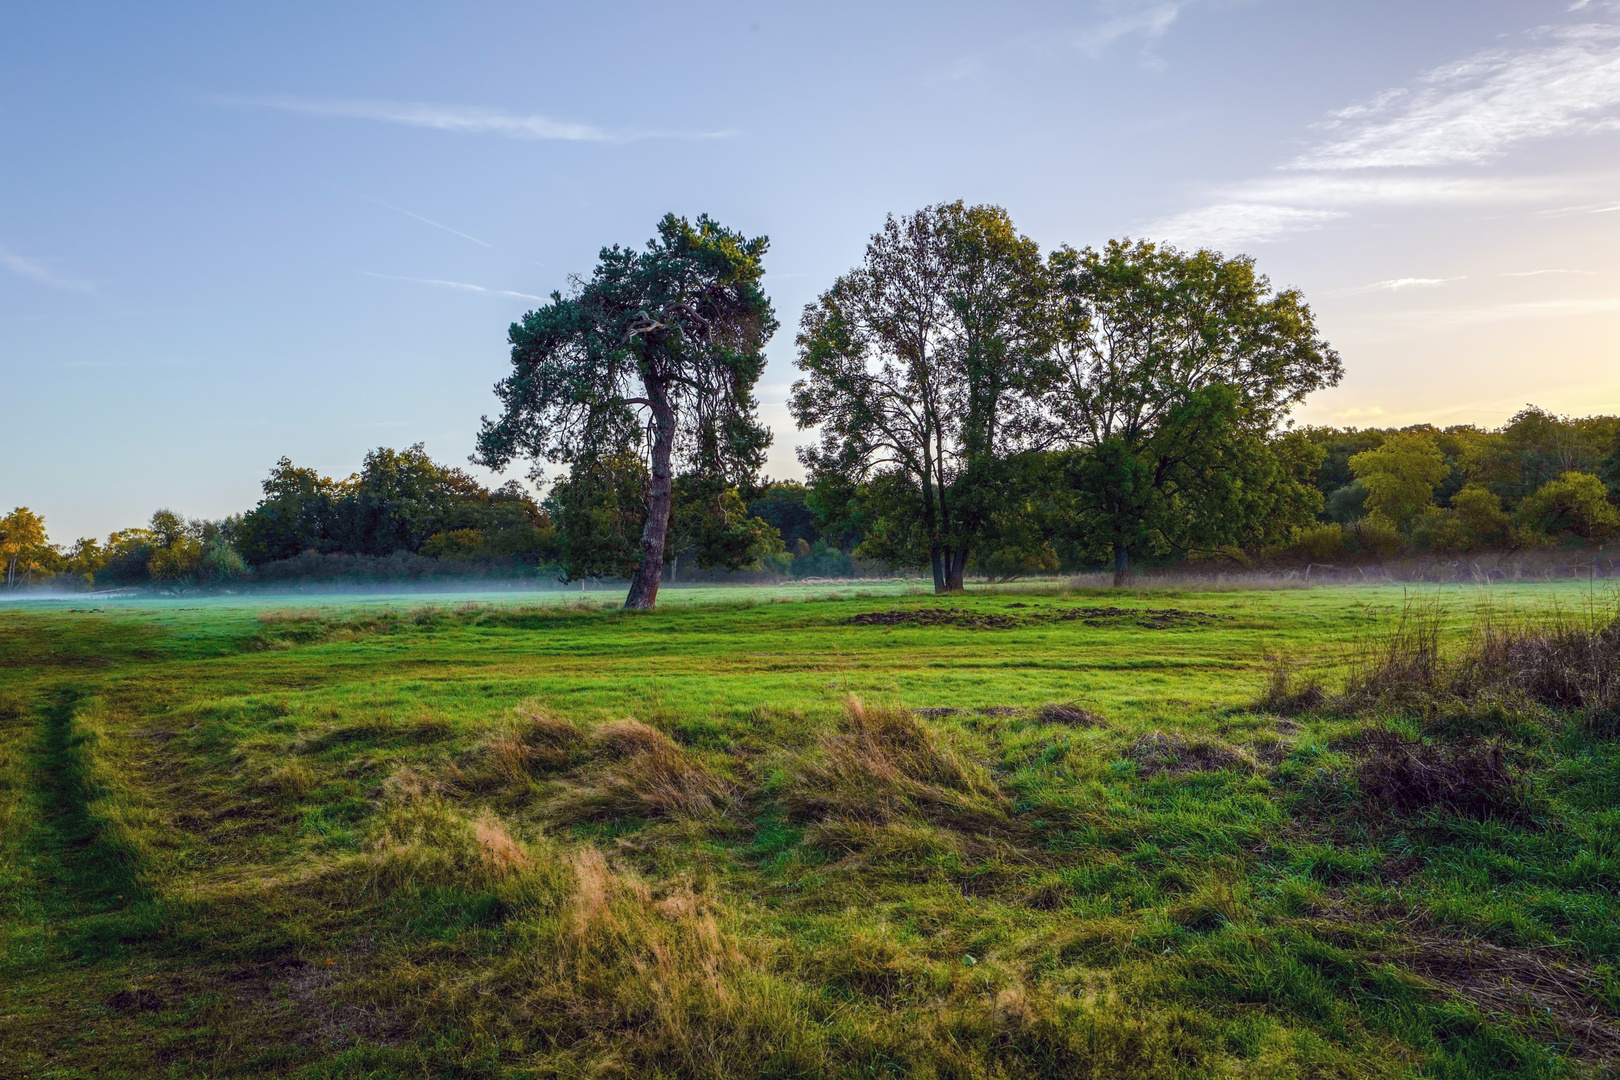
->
xmin=1515 ymin=471 xmax=1620 ymax=541
xmin=1451 ymin=484 xmax=1512 ymax=546
xmin=670 ymin=480 xmax=784 ymax=572
xmin=236 ymin=445 xmax=548 ymax=566
xmin=744 ymin=481 xmax=820 ymax=550
xmin=1291 ymin=521 xmax=1346 ymax=560
xmin=0 ymin=507 xmax=56 ymax=587
xmin=1349 ymin=430 xmax=1450 ymax=530
xmin=1061 ymin=387 xmax=1327 ymax=578
xmin=542 ymin=449 xmax=649 ymax=582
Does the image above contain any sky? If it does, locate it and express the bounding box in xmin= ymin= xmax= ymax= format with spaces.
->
xmin=5 ymin=0 xmax=1620 ymax=541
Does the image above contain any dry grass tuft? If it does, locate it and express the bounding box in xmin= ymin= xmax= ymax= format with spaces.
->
xmin=1336 ymin=599 xmax=1620 ymax=730
xmin=456 ymin=706 xmax=585 ymax=792
xmin=1350 ymin=730 xmax=1529 ymax=821
xmin=932 ymin=990 xmax=1199 ymax=1079
xmin=548 ymin=720 xmax=733 ymax=823
xmin=782 ymin=698 xmax=1011 ymax=834
xmin=410 ymin=846 xmax=831 ymax=1079
xmin=1128 ymin=732 xmax=1258 ymax=777
xmin=362 ymin=792 xmax=562 ymax=904
xmin=1258 ymin=650 xmax=1327 ymax=715
xmin=589 ymin=717 xmax=673 ymax=759
xmin=471 ymin=809 xmax=531 ymax=876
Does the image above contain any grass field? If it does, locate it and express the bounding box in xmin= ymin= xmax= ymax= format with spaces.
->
xmin=2 ymin=580 xmax=1617 ymax=1078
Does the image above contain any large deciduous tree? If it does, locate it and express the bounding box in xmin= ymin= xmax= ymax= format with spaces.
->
xmin=1044 ymin=239 xmax=1342 ymax=584
xmin=475 ymin=214 xmax=777 ymax=609
xmin=791 ymin=202 xmax=1048 ymax=593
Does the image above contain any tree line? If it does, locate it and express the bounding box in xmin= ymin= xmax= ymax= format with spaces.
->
xmin=6 ymin=204 xmax=1619 ymax=597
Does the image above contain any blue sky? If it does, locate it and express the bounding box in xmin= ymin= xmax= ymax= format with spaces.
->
xmin=6 ymin=0 xmax=1620 ymax=541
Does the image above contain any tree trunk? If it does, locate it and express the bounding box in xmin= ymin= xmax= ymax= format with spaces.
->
xmin=1112 ymin=543 xmax=1130 ymax=588
xmin=945 ymin=546 xmax=968 ymax=592
xmin=929 ymin=545 xmax=947 ymax=594
xmin=624 ymin=389 xmax=675 ymax=610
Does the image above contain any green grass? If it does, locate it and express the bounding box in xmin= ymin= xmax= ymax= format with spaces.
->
xmin=1 ymin=581 xmax=1616 ymax=1078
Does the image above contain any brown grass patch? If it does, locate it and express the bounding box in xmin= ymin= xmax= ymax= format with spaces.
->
xmin=403 ymin=846 xmax=831 ymax=1078
xmin=1128 ymin=732 xmax=1258 ymax=777
xmin=1350 ymin=730 xmax=1530 ymax=821
xmin=782 ymin=699 xmax=1011 ymax=834
xmin=1035 ymin=702 xmax=1107 ymax=727
xmin=1379 ymin=935 xmax=1620 ymax=1064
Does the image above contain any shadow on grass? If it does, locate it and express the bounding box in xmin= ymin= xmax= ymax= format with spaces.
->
xmin=25 ymin=688 xmax=164 ymax=960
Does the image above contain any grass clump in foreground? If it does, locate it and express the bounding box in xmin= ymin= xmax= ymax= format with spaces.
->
xmin=0 ymin=583 xmax=1617 ymax=1077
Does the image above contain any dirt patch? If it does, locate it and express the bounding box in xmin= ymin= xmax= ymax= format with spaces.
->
xmin=1049 ymin=606 xmax=1225 ymax=629
xmin=1129 ymin=732 xmax=1257 ymax=776
xmin=105 ymin=988 xmax=164 ymax=1014
xmin=850 ymin=608 xmax=1019 ymax=629
xmin=913 ymin=706 xmax=1023 ymax=718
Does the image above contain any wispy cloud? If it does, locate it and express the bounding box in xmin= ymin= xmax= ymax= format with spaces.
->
xmin=1293 ymin=25 xmax=1620 ymax=170
xmin=1498 ymin=268 xmax=1599 ymax=276
xmin=1149 ymin=204 xmax=1346 ymax=248
xmin=0 ymin=244 xmax=94 ymax=293
xmin=1353 ymin=276 xmax=1465 ymax=293
xmin=363 ymin=197 xmax=490 ymax=247
xmin=1147 ymin=15 xmax=1620 ymax=246
xmin=1069 ymin=1 xmax=1189 ymax=57
xmin=365 ymin=272 xmax=543 ymax=302
xmin=221 ymin=95 xmax=733 ymax=142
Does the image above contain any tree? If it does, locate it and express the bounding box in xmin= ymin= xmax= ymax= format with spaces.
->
xmin=1349 ymin=431 xmax=1449 ymax=532
xmin=235 ymin=457 xmax=340 ymax=564
xmin=1449 ymin=485 xmax=1511 ymax=547
xmin=1 ymin=507 xmax=53 ymax=587
xmin=476 ymin=214 xmax=776 ymax=609
xmin=1043 ymin=239 xmax=1342 ymax=584
xmin=791 ymin=202 xmax=1049 ymax=592
xmin=1516 ymin=472 xmax=1620 ymax=541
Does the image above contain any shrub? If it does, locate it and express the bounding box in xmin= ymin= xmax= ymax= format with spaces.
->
xmin=1291 ymin=522 xmax=1346 ymax=560
xmin=1348 ymin=515 xmax=1402 ymax=557
xmin=1451 ymin=484 xmax=1510 ymax=546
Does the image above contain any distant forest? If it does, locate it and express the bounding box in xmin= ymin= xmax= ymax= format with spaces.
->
xmin=5 ymin=204 xmax=1620 ymax=595
xmin=4 ymin=404 xmax=1618 ymax=592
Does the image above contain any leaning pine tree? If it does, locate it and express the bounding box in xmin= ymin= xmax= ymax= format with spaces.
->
xmin=474 ymin=214 xmax=776 ymax=609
